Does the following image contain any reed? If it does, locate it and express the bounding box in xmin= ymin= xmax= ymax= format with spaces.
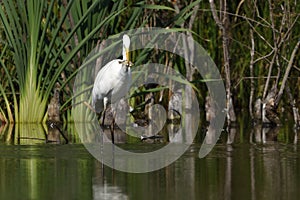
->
xmin=0 ymin=0 xmax=131 ymax=122
xmin=0 ymin=0 xmax=299 ymax=125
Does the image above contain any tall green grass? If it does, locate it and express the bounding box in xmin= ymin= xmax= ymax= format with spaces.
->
xmin=1 ymin=0 xmax=298 ymax=125
xmin=0 ymin=0 xmax=134 ymax=123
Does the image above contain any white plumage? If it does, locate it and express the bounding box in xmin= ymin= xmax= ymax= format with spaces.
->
xmin=92 ymin=34 xmax=132 ymax=114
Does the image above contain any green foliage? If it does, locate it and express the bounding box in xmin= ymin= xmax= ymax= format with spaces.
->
xmin=0 ymin=0 xmax=299 ymax=124
xmin=0 ymin=0 xmax=132 ymax=122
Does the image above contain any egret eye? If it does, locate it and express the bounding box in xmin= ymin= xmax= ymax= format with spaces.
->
xmin=128 ymin=61 xmax=134 ymax=67
xmin=119 ymin=60 xmax=133 ymax=67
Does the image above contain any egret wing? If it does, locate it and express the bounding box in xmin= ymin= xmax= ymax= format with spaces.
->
xmin=92 ymin=60 xmax=121 ymax=113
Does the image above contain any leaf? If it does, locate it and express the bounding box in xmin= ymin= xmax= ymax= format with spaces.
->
xmin=172 ymin=0 xmax=202 ymax=26
xmin=134 ymin=3 xmax=176 ymax=12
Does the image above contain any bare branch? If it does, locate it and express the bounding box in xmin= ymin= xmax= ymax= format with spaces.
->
xmin=249 ymin=29 xmax=255 ymax=119
xmin=293 ymin=65 xmax=300 ymax=72
xmin=234 ymin=0 xmax=245 ymax=22
xmin=268 ymin=0 xmax=279 ymax=48
xmin=262 ymin=50 xmax=278 ymax=99
xmin=234 ymin=76 xmax=278 ymax=89
xmin=244 ymin=17 xmax=273 ymax=50
xmin=253 ymin=49 xmax=274 ymax=64
xmin=209 ymin=0 xmax=224 ymax=30
xmin=278 ymin=15 xmax=300 ymax=48
xmin=275 ymin=40 xmax=300 ymax=106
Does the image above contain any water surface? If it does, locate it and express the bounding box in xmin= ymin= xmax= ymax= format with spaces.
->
xmin=0 ymin=123 xmax=299 ymax=200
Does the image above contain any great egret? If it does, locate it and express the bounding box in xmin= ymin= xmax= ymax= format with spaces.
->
xmin=92 ymin=34 xmax=132 ymax=142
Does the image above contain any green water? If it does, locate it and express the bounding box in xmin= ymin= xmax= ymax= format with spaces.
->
xmin=0 ymin=124 xmax=300 ymax=200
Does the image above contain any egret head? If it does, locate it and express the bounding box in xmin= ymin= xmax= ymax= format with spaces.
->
xmin=119 ymin=60 xmax=133 ymax=71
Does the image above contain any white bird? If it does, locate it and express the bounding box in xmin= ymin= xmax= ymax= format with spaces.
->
xmin=92 ymin=34 xmax=132 ymax=136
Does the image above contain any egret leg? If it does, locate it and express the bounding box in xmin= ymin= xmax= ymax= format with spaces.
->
xmin=101 ymin=97 xmax=109 ymax=128
xmin=101 ymin=108 xmax=106 ymax=129
xmin=110 ymin=109 xmax=117 ymax=144
xmin=110 ymin=117 xmax=115 ymax=144
xmin=101 ymin=106 xmax=115 ymax=144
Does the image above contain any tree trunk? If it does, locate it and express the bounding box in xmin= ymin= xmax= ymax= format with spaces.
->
xmin=209 ymin=0 xmax=236 ymax=125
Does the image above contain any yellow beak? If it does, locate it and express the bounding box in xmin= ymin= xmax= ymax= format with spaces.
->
xmin=126 ymin=48 xmax=130 ymax=62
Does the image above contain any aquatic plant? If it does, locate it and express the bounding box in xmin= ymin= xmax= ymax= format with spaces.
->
xmin=0 ymin=0 xmax=131 ymax=122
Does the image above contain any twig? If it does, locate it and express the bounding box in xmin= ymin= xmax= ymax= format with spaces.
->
xmin=253 ymin=49 xmax=274 ymax=64
xmin=244 ymin=17 xmax=273 ymax=51
xmin=277 ymin=15 xmax=299 ymax=48
xmin=293 ymin=65 xmax=300 ymax=72
xmin=268 ymin=0 xmax=278 ymax=48
xmin=234 ymin=76 xmax=278 ymax=89
xmin=84 ymin=101 xmax=97 ymax=113
xmin=262 ymin=49 xmax=278 ymax=99
xmin=234 ymin=0 xmax=245 ymax=22
xmin=249 ymin=29 xmax=255 ymax=119
xmin=275 ymin=40 xmax=300 ymax=106
xmin=209 ymin=0 xmax=224 ymax=30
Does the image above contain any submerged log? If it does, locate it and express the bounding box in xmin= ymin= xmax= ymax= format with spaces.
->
xmin=264 ymin=102 xmax=281 ymax=125
xmin=251 ymin=123 xmax=280 ymax=144
xmin=262 ymin=88 xmax=280 ymax=126
xmin=254 ymin=98 xmax=262 ymax=121
xmin=168 ymin=89 xmax=182 ymax=121
xmin=205 ymin=94 xmax=216 ymax=123
xmin=100 ymin=106 xmax=114 ymax=126
xmin=253 ymin=86 xmax=280 ymax=126
xmin=46 ymin=122 xmax=68 ymax=144
xmin=205 ymin=94 xmax=236 ymax=125
xmin=285 ymin=85 xmax=300 ymax=127
xmin=47 ymin=123 xmax=61 ymax=144
xmin=228 ymin=96 xmax=236 ymax=122
xmin=47 ymin=82 xmax=61 ymax=123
